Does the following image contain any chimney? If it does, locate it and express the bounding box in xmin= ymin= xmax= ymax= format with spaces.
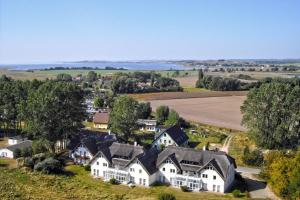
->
xmin=202 ymin=145 xmax=206 ymax=151
xmin=134 ymin=141 xmax=137 ymax=146
xmin=108 ymin=130 xmax=111 ymax=135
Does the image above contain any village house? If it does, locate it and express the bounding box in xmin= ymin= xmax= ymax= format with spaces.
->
xmin=152 ymin=125 xmax=189 ymax=149
xmin=89 ymin=142 xmax=236 ymax=193
xmin=8 ymin=135 xmax=28 ymax=145
xmin=137 ymin=119 xmax=157 ymax=132
xmin=93 ymin=112 xmax=109 ymax=129
xmin=70 ymin=131 xmax=116 ymax=165
xmin=0 ymin=140 xmax=32 ymax=158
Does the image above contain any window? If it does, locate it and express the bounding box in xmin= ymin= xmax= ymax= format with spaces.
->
xmin=130 ymin=168 xmax=134 ymax=172
xmin=93 ymin=169 xmax=96 ymax=175
xmin=162 ymin=168 xmax=165 ymax=171
xmin=139 ymin=169 xmax=142 ymax=174
xmin=213 ymin=184 xmax=216 ymax=191
xmin=164 ymin=140 xmax=166 ymax=144
xmin=170 ymin=169 xmax=175 ymax=173
xmin=139 ymin=178 xmax=142 ymax=185
xmin=164 ymin=133 xmax=166 ymax=137
xmin=169 ymin=140 xmax=171 ymax=144
xmin=217 ymin=185 xmax=220 ymax=192
xmin=96 ymin=162 xmax=99 ymax=165
xmin=103 ymin=163 xmax=107 ymax=167
xmin=213 ymin=175 xmax=216 ymax=180
xmin=143 ymin=179 xmax=146 ymax=186
xmin=96 ymin=170 xmax=99 ymax=176
xmin=202 ymin=174 xmax=208 ymax=178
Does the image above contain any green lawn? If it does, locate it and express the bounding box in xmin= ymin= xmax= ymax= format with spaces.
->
xmin=0 ymin=163 xmax=240 ymax=200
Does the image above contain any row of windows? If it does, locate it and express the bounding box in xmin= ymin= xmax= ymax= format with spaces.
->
xmin=159 ymin=139 xmax=172 ymax=144
xmin=96 ymin=162 xmax=107 ymax=167
xmin=130 ymin=168 xmax=143 ymax=174
xmin=162 ymin=168 xmax=176 ymax=173
xmin=202 ymin=174 xmax=217 ymax=180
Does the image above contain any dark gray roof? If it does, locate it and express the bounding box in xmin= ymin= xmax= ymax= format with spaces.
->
xmin=155 ymin=125 xmax=189 ymax=146
xmin=132 ymin=148 xmax=159 ymax=175
xmin=5 ymin=140 xmax=32 ymax=151
xmin=157 ymin=146 xmax=236 ymax=180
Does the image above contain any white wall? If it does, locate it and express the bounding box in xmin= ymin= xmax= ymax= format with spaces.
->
xmin=199 ymin=167 xmax=225 ymax=193
xmin=152 ymin=133 xmax=176 ymax=149
xmin=127 ymin=162 xmax=152 ymax=186
xmin=91 ymin=156 xmax=109 ymax=177
xmin=157 ymin=161 xmax=177 ymax=183
xmin=0 ymin=149 xmax=14 ymax=158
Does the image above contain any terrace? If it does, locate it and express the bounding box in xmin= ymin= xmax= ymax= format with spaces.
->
xmin=103 ymin=168 xmax=130 ymax=183
xmin=170 ymin=174 xmax=204 ymax=191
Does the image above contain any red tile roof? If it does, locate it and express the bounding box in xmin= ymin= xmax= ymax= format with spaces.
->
xmin=93 ymin=112 xmax=109 ymax=124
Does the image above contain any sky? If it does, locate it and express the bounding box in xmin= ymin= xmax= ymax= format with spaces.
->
xmin=0 ymin=0 xmax=300 ymax=64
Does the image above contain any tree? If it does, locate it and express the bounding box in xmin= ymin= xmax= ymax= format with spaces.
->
xmin=93 ymin=97 xmax=104 ymax=108
xmin=242 ymin=146 xmax=264 ymax=166
xmin=136 ymin=102 xmax=152 ymax=119
xmin=56 ymin=73 xmax=72 ymax=81
xmin=24 ymin=81 xmax=86 ymax=152
xmin=86 ymin=71 xmax=97 ymax=82
xmin=165 ymin=109 xmax=180 ymax=126
xmin=241 ymin=82 xmax=300 ymax=149
xmin=109 ymin=95 xmax=138 ymax=141
xmin=156 ymin=106 xmax=169 ymax=124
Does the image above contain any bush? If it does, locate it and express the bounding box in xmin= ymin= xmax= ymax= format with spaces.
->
xmin=84 ymin=165 xmax=91 ymax=171
xmin=34 ymin=157 xmax=63 ymax=174
xmin=242 ymin=147 xmax=264 ymax=166
xmin=20 ymin=147 xmax=32 ymax=157
xmin=24 ymin=157 xmax=34 ymax=169
xmin=14 ymin=148 xmax=22 ymax=158
xmin=180 ymin=186 xmax=189 ymax=192
xmin=232 ymin=189 xmax=241 ymax=197
xmin=158 ymin=193 xmax=176 ymax=200
xmin=109 ymin=178 xmax=118 ymax=185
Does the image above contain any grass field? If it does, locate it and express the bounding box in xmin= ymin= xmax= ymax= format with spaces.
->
xmin=0 ymin=162 xmax=241 ymax=200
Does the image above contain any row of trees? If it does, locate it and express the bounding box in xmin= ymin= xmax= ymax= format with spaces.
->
xmin=111 ymin=72 xmax=182 ymax=94
xmin=0 ymin=75 xmax=86 ymax=152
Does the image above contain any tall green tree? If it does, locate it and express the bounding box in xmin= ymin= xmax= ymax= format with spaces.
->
xmin=93 ymin=97 xmax=104 ymax=108
xmin=165 ymin=109 xmax=180 ymax=126
xmin=24 ymin=81 xmax=86 ymax=152
xmin=86 ymin=71 xmax=98 ymax=82
xmin=241 ymin=82 xmax=300 ymax=149
xmin=156 ymin=105 xmax=169 ymax=124
xmin=109 ymin=95 xmax=138 ymax=141
xmin=136 ymin=102 xmax=152 ymax=119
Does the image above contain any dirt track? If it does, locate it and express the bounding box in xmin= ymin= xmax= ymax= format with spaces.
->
xmin=149 ymin=96 xmax=247 ymax=131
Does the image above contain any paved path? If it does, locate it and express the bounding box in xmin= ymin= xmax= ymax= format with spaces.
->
xmin=236 ymin=166 xmax=261 ymax=175
xmin=220 ymin=135 xmax=233 ymax=153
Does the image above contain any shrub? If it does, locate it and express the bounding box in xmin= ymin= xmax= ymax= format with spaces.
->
xmin=109 ymin=178 xmax=118 ymax=185
xmin=20 ymin=147 xmax=32 ymax=157
xmin=34 ymin=157 xmax=63 ymax=174
xmin=242 ymin=147 xmax=264 ymax=166
xmin=180 ymin=186 xmax=189 ymax=192
xmin=84 ymin=165 xmax=91 ymax=171
xmin=158 ymin=193 xmax=176 ymax=200
xmin=14 ymin=148 xmax=22 ymax=158
xmin=24 ymin=157 xmax=34 ymax=169
xmin=232 ymin=189 xmax=241 ymax=197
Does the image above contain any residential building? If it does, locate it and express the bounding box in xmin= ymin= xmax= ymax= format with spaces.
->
xmin=89 ymin=143 xmax=236 ymax=193
xmin=8 ymin=136 xmax=28 ymax=145
xmin=156 ymin=146 xmax=236 ymax=193
xmin=70 ymin=131 xmax=116 ymax=165
xmin=137 ymin=119 xmax=157 ymax=132
xmin=152 ymin=125 xmax=189 ymax=149
xmin=93 ymin=112 xmax=109 ymax=129
xmin=0 ymin=140 xmax=32 ymax=158
xmin=90 ymin=142 xmax=158 ymax=186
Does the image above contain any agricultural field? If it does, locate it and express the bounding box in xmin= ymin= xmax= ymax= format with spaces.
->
xmin=0 ymin=161 xmax=241 ymax=200
xmin=149 ymin=95 xmax=247 ymax=131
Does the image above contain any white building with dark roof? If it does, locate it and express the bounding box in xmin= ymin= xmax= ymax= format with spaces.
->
xmin=0 ymin=140 xmax=32 ymax=158
xmin=89 ymin=142 xmax=236 ymax=193
xmin=152 ymin=125 xmax=189 ymax=149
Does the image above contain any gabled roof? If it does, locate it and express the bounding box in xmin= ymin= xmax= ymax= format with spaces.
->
xmin=5 ymin=140 xmax=32 ymax=151
xmin=93 ymin=112 xmax=109 ymax=124
xmin=156 ymin=146 xmax=236 ymax=180
xmin=154 ymin=125 xmax=189 ymax=146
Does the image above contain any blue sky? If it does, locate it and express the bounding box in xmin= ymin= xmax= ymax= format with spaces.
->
xmin=0 ymin=0 xmax=299 ymax=64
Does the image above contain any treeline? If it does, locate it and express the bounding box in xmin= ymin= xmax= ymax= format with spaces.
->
xmin=42 ymin=66 xmax=127 ymax=71
xmin=0 ymin=75 xmax=86 ymax=152
xmin=111 ymin=72 xmax=182 ymax=94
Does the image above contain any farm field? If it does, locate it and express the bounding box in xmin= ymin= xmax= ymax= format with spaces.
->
xmin=0 ymin=162 xmax=240 ymax=200
xmin=149 ymin=96 xmax=247 ymax=131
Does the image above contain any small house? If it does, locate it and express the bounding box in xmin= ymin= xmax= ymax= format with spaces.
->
xmin=137 ymin=119 xmax=157 ymax=132
xmin=93 ymin=112 xmax=109 ymax=129
xmin=0 ymin=140 xmax=32 ymax=158
xmin=8 ymin=135 xmax=28 ymax=145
